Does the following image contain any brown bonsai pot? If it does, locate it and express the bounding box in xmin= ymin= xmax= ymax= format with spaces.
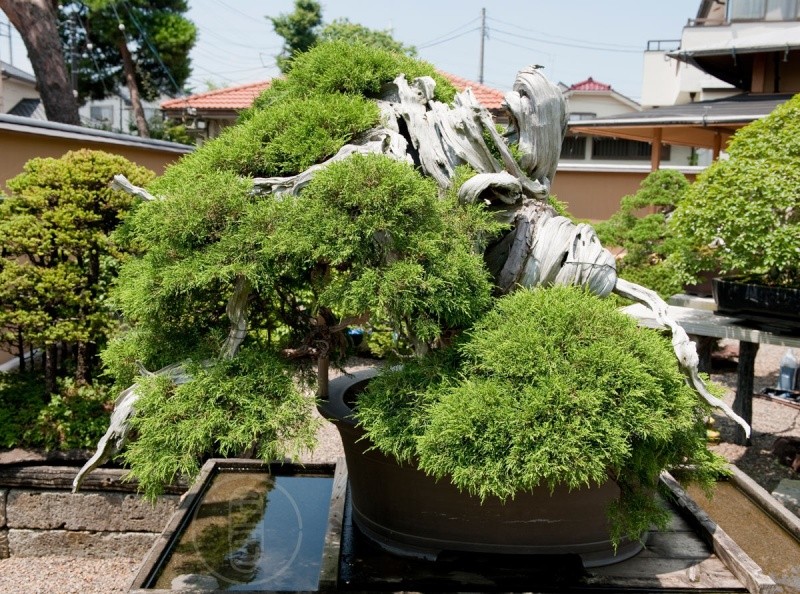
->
xmin=318 ymin=368 xmax=644 ymax=568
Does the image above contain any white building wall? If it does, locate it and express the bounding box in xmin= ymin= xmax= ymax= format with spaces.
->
xmin=1 ymin=77 xmax=39 ymax=114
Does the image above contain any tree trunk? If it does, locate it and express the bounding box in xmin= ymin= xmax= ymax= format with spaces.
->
xmin=117 ymin=37 xmax=150 ymax=138
xmin=0 ymin=0 xmax=80 ymax=125
xmin=44 ymin=343 xmax=58 ymax=395
xmin=16 ymin=327 xmax=25 ymax=373
xmin=75 ymin=341 xmax=95 ymax=385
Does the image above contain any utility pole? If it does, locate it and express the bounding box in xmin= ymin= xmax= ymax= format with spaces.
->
xmin=478 ymin=8 xmax=486 ymax=84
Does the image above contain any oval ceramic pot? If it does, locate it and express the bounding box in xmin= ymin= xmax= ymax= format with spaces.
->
xmin=712 ymin=276 xmax=800 ymax=333
xmin=317 ymin=368 xmax=644 ymax=568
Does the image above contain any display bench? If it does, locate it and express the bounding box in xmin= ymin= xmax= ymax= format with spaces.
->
xmin=622 ymin=299 xmax=800 ymax=446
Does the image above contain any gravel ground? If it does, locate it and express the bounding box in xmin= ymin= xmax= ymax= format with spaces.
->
xmin=1 ymin=344 xmax=797 ymax=593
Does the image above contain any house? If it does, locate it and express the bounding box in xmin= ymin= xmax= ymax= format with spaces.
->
xmin=550 ymin=77 xmax=701 ymax=220
xmin=161 ymin=81 xmax=272 ymax=142
xmin=79 ymin=89 xmax=165 ymax=134
xmin=571 ymin=0 xmax=799 ymax=167
xmin=0 ymin=60 xmax=44 ymax=118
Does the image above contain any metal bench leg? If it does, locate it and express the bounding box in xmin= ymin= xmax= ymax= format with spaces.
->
xmin=733 ymin=341 xmax=759 ymax=446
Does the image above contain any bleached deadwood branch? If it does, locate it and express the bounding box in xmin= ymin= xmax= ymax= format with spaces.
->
xmin=111 ymin=174 xmax=158 ymax=201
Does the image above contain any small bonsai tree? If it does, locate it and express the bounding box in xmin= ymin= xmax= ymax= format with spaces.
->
xmin=670 ymin=95 xmax=800 ymax=287
xmin=0 ymin=149 xmax=154 ymax=393
xmin=595 ymin=169 xmax=689 ymax=299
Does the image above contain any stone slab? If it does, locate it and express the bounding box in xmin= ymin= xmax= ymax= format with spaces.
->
xmin=0 ymin=529 xmax=8 ymax=559
xmin=7 ymin=528 xmax=156 ymax=558
xmin=771 ymin=479 xmax=800 ymax=516
xmin=0 ymin=489 xmax=6 ymax=528
xmin=6 ymin=490 xmax=178 ymax=532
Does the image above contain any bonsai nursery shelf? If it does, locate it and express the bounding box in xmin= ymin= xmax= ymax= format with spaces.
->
xmin=127 ymin=459 xmax=799 ymax=593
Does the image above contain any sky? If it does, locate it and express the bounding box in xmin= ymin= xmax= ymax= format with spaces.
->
xmin=1 ymin=0 xmax=702 ymax=103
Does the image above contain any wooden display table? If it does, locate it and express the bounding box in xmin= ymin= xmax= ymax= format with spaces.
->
xmin=622 ymin=302 xmax=800 ymax=445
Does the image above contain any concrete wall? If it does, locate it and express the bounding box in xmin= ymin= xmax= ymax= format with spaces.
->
xmin=0 ymin=116 xmax=192 ymax=190
xmin=552 ymin=164 xmax=700 ymax=222
xmin=0 ymin=486 xmax=178 ymax=559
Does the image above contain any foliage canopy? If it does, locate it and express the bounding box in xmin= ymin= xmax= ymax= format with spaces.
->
xmin=670 ymin=94 xmax=800 ymax=286
xmin=358 ymin=286 xmax=727 ymax=542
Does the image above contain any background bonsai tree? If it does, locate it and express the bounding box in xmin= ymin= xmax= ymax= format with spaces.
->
xmin=670 ymin=94 xmax=800 ymax=288
xmin=595 ymin=169 xmax=689 ymax=299
xmin=77 ymin=40 xmax=745 ymax=505
xmin=0 ymin=149 xmax=153 ymax=449
xmin=0 ymin=150 xmax=154 ymax=389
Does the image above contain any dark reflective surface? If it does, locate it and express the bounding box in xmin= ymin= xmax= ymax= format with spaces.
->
xmin=154 ymin=471 xmax=333 ymax=591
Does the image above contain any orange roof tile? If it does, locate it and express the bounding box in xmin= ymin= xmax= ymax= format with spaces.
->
xmin=161 ymin=80 xmax=272 ymax=111
xmin=568 ymin=77 xmax=611 ymax=92
xmin=438 ymin=71 xmax=506 ymax=110
xmin=160 ymin=73 xmax=505 ymax=113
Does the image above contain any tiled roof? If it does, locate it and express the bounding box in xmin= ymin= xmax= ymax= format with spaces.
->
xmin=438 ymin=71 xmax=506 ymax=110
xmin=161 ymin=80 xmax=272 ymax=111
xmin=8 ymin=98 xmax=46 ymax=120
xmin=568 ymin=77 xmax=612 ymax=92
xmin=160 ymin=73 xmax=505 ymax=113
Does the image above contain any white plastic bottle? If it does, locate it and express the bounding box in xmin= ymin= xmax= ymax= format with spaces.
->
xmin=778 ymin=349 xmax=798 ymax=391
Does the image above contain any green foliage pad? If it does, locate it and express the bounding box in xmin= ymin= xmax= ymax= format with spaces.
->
xmin=358 ymin=286 xmax=727 ymax=543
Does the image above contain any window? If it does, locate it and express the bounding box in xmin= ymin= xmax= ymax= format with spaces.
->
xmin=591 ymin=138 xmax=671 ymax=161
xmin=568 ymin=112 xmax=597 ymax=122
xmin=728 ymin=0 xmax=800 ymax=20
xmin=90 ymin=105 xmax=113 ymax=123
xmin=560 ymin=136 xmax=587 ymax=159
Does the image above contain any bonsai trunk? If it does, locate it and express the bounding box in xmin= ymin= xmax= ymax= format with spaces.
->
xmin=317 ymin=352 xmax=330 ymax=400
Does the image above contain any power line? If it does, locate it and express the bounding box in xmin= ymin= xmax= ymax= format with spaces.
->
xmin=489 ymin=25 xmax=641 ymax=54
xmin=415 ymin=15 xmax=481 ymax=48
xmin=209 ymin=0 xmax=259 ymax=21
xmin=417 ymin=27 xmax=480 ymax=50
xmin=119 ymin=0 xmax=183 ymax=94
xmin=486 ymin=16 xmax=641 ymax=50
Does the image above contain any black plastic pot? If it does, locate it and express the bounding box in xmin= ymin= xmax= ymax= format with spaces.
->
xmin=712 ymin=276 xmax=800 ymax=334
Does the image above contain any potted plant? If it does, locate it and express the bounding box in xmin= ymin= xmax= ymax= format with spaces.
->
xmin=669 ymin=94 xmax=800 ymax=330
xmin=75 ymin=41 xmax=737 ymax=568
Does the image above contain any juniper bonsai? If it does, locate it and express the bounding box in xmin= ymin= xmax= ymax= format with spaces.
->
xmin=75 ymin=41 xmax=745 ymax=520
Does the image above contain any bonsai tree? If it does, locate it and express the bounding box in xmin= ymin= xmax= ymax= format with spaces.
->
xmin=670 ymin=94 xmax=800 ymax=287
xmin=74 ymin=42 xmax=743 ymax=545
xmin=0 ymin=150 xmax=154 ymax=393
xmin=595 ymin=169 xmax=689 ymax=299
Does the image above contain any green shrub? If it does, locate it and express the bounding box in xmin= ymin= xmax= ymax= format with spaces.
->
xmin=0 ymin=372 xmax=112 ymax=450
xmin=670 ymin=95 xmax=800 ymax=286
xmin=28 ymin=379 xmax=112 ymax=450
xmin=250 ymin=40 xmax=456 ymax=109
xmin=123 ymin=343 xmax=317 ymax=498
xmin=358 ymin=286 xmax=727 ymax=543
xmin=595 ymin=169 xmax=689 ymax=298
